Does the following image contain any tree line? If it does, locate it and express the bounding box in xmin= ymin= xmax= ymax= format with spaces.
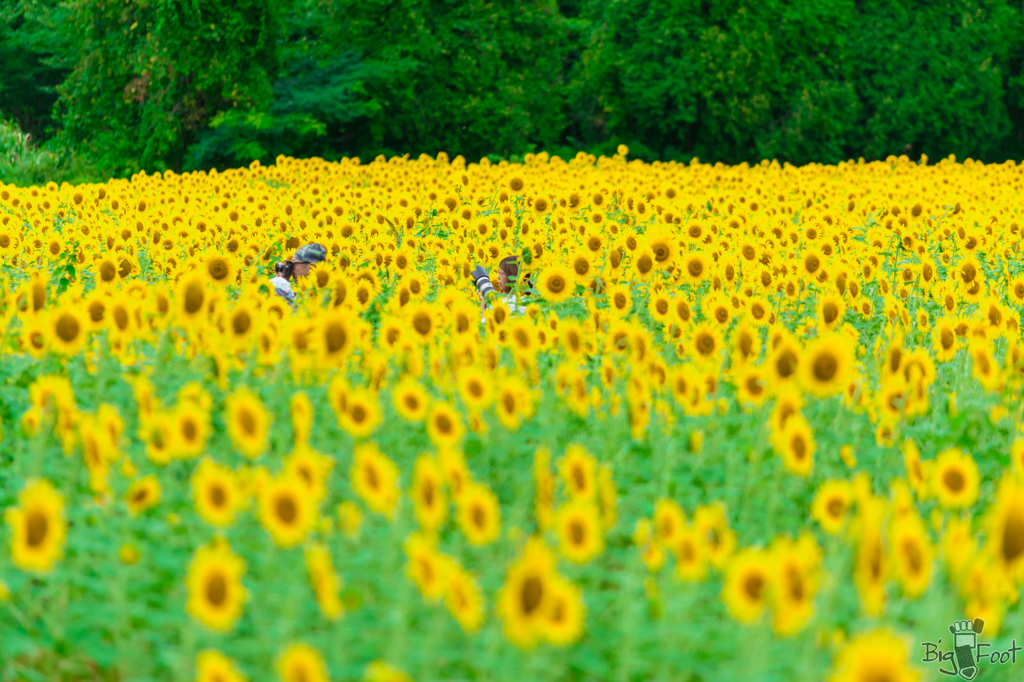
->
xmin=3 ymin=0 xmax=1023 ymax=184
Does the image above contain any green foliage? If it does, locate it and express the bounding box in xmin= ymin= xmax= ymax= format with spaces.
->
xmin=328 ymin=0 xmax=573 ymax=159
xmin=0 ymin=119 xmax=98 ymax=186
xmin=185 ymin=51 xmax=397 ymax=169
xmin=570 ymin=0 xmax=1022 ymax=164
xmin=5 ymin=0 xmax=1024 ymax=177
xmin=56 ymin=0 xmax=283 ymax=176
xmin=0 ymin=0 xmax=76 ymax=140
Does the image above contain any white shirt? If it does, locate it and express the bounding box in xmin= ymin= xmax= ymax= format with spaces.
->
xmin=271 ymin=276 xmax=295 ymax=303
xmin=482 ymin=292 xmax=528 ymax=323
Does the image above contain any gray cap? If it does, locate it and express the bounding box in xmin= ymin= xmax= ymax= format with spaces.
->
xmin=293 ymin=243 xmax=327 ymax=263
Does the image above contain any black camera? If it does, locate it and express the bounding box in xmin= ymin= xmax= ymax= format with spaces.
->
xmin=275 ymin=261 xmax=295 ymax=280
xmin=471 ymin=265 xmax=496 ymax=299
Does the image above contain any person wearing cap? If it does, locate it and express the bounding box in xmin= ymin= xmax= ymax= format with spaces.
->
xmin=477 ymin=255 xmax=530 ymax=322
xmin=270 ymin=243 xmax=327 ymax=305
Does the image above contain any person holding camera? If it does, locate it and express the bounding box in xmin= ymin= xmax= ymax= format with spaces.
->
xmin=270 ymin=243 xmax=327 ymax=305
xmin=473 ymin=255 xmax=530 ymax=320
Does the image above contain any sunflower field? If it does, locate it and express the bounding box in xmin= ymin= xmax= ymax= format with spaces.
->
xmin=1 ymin=149 xmax=1023 ymax=682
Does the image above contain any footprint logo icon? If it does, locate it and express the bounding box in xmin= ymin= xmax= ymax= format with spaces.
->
xmin=948 ymin=618 xmax=985 ymax=681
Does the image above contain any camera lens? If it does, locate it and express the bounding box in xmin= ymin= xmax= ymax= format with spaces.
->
xmin=472 ymin=266 xmax=496 ymax=298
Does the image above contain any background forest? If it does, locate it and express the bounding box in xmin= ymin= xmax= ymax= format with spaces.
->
xmin=3 ymin=0 xmax=1024 ymax=185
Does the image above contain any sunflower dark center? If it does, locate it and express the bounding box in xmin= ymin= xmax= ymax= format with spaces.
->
xmin=26 ymin=510 xmax=49 ymax=547
xmin=205 ymin=573 xmax=228 ymax=607
xmin=943 ymin=469 xmax=965 ymax=493
xmin=275 ymin=495 xmax=298 ymax=525
xmin=520 ymin=576 xmax=543 ymax=614
xmin=209 ymin=484 xmax=227 ymax=508
xmin=744 ymin=573 xmax=764 ymax=601
xmin=55 ymin=314 xmax=81 ymax=343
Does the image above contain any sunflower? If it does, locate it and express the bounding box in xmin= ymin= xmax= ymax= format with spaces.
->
xmin=734 ymin=365 xmax=769 ymax=407
xmin=680 ymin=253 xmax=708 ymax=284
xmin=225 ymin=389 xmax=270 ymax=459
xmin=931 ymin=447 xmax=979 ymax=509
xmin=411 ymin=454 xmax=448 ymax=532
xmin=970 ymin=340 xmax=1002 ymax=392
xmin=185 ymin=540 xmax=247 ymax=632
xmin=555 ymin=500 xmax=604 ymax=564
xmin=351 ymin=442 xmax=401 ymax=518
xmin=688 ymin=322 xmax=723 ymax=365
xmin=174 ymin=402 xmax=209 ymax=459
xmin=554 ymin=445 xmax=596 ymax=501
xmin=258 ymin=474 xmax=316 ymax=548
xmin=404 ymin=531 xmax=448 ymax=602
xmin=195 ymin=650 xmax=247 ymax=682
xmin=5 ymin=478 xmax=66 ymax=573
xmin=47 ymin=306 xmax=88 ymax=356
xmin=19 ymin=315 xmax=47 ymax=358
xmin=630 ymin=247 xmax=657 ymax=281
xmin=439 ymin=447 xmax=471 ymax=501
xmin=568 ymin=249 xmax=596 ymax=286
xmin=889 ymin=514 xmax=933 ymax=598
xmin=444 ymin=562 xmax=485 ymax=633
xmin=305 ymin=543 xmax=344 ymax=620
xmin=456 ymin=367 xmax=493 ymax=414
xmin=767 ymin=335 xmax=801 ymax=385
xmin=801 ymin=248 xmax=823 ymax=277
xmin=985 ymin=475 xmax=1024 ymax=580
xmin=645 ymin=232 xmax=675 ymax=267
xmin=672 ymin=523 xmax=708 ymax=582
xmin=770 ymin=535 xmax=819 ymax=636
xmin=800 ymin=333 xmax=853 ymax=398
xmin=730 ymin=319 xmax=761 ymax=365
xmin=721 ymin=548 xmax=772 ymax=623
xmin=311 ymin=263 xmax=333 ymax=289
xmin=426 ymin=402 xmax=464 ymax=448
xmin=828 ymin=630 xmax=919 ymax=682
xmin=107 ymin=294 xmax=137 ymax=339
xmin=540 ymin=576 xmax=585 ymax=646
xmin=392 ymin=377 xmax=430 ymax=422
xmin=204 ymin=255 xmax=236 ymax=287
xmin=653 ymin=498 xmax=686 ymax=547
xmin=176 ymin=271 xmax=208 ymax=327
xmin=290 ymin=391 xmax=314 ymax=445
xmin=774 ymin=414 xmax=815 ymax=477
xmin=126 ymin=474 xmax=161 ymax=515
xmin=142 ymin=412 xmax=179 ymax=464
xmin=537 ymin=264 xmax=574 ymax=304
xmin=647 ymin=291 xmax=673 ymax=325
xmin=276 ymin=644 xmax=329 ymax=682
xmin=284 ymin=444 xmax=333 ymax=503
xmin=853 ymin=498 xmax=888 ymax=616
xmin=693 ymin=503 xmax=737 ymax=570
xmin=192 ymin=458 xmax=243 ymax=527
xmin=604 ymin=283 xmax=632 ymax=318
xmin=405 ymin=301 xmax=437 ymax=344
xmin=496 ymin=537 xmax=557 ymax=648
xmin=225 ymin=301 xmax=257 ymax=350
xmin=340 ymin=388 xmax=381 ymax=439
xmin=457 ymin=482 xmax=501 ymax=546
xmin=816 ymin=292 xmax=845 ymax=330
xmin=495 ymin=376 xmax=533 ymax=429
xmin=811 ymin=480 xmax=852 ymax=534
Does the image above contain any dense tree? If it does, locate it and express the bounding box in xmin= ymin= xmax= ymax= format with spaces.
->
xmin=2 ymin=0 xmax=1024 ymax=184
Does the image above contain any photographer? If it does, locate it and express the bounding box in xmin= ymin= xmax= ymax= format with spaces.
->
xmin=473 ymin=255 xmax=530 ymax=320
xmin=271 ymin=243 xmax=327 ymax=305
